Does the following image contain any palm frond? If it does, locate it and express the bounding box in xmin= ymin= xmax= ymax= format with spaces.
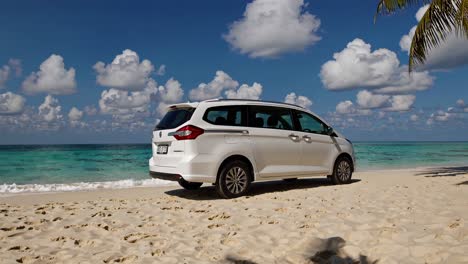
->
xmin=409 ymin=0 xmax=460 ymax=71
xmin=374 ymin=0 xmax=430 ymax=22
xmin=455 ymin=0 xmax=468 ymax=37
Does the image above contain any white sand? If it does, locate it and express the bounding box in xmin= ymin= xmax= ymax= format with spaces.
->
xmin=0 ymin=167 xmax=467 ymax=263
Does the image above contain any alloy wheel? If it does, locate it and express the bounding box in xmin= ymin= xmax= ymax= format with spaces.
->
xmin=225 ymin=166 xmax=248 ymax=194
xmin=337 ymin=160 xmax=351 ymax=182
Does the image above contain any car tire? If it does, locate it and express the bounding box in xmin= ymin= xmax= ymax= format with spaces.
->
xmin=330 ymin=156 xmax=353 ymax=185
xmin=216 ymin=160 xmax=252 ymax=199
xmin=178 ymin=178 xmax=203 ymax=190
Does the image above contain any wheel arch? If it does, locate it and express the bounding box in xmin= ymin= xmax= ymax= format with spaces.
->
xmin=216 ymin=154 xmax=256 ymax=183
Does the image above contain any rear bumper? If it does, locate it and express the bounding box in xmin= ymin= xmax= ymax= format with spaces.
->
xmin=149 ymin=171 xmax=182 ymax=181
xmin=148 ymin=157 xmax=217 ymax=183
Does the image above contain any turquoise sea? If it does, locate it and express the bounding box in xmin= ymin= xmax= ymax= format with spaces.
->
xmin=0 ymin=142 xmax=467 ymax=193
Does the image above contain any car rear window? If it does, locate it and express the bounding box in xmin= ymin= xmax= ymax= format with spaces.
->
xmin=155 ymin=108 xmax=195 ymax=130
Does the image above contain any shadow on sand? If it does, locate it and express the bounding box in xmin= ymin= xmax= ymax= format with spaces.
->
xmin=456 ymin=180 xmax=468 ymax=185
xmin=225 ymin=236 xmax=378 ymax=264
xmin=165 ymin=178 xmax=360 ymax=201
xmin=415 ymin=166 xmax=468 ymax=177
xmin=307 ymin=237 xmax=378 ymax=264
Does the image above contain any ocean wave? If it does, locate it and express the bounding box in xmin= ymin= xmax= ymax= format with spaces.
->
xmin=0 ymin=178 xmax=177 ymax=195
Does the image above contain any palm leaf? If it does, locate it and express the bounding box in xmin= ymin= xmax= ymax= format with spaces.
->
xmin=375 ymin=0 xmax=468 ymax=71
xmin=455 ymin=0 xmax=468 ymax=37
xmin=375 ymin=0 xmax=430 ymax=22
xmin=409 ymin=0 xmax=459 ymax=71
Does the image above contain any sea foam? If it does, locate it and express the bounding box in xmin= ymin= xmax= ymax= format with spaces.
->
xmin=0 ymin=178 xmax=176 ymax=195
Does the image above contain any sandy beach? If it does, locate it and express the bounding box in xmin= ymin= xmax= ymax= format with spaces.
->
xmin=1 ymin=167 xmax=467 ymax=264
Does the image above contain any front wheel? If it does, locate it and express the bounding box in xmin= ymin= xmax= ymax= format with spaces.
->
xmin=178 ymin=178 xmax=203 ymax=190
xmin=330 ymin=156 xmax=353 ymax=185
xmin=216 ymin=160 xmax=252 ymax=199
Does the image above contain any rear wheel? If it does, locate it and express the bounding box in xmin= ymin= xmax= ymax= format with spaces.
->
xmin=178 ymin=178 xmax=203 ymax=190
xmin=216 ymin=160 xmax=251 ymax=199
xmin=330 ymin=156 xmax=353 ymax=185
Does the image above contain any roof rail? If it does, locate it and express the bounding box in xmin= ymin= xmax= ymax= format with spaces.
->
xmin=202 ymin=98 xmax=305 ymax=109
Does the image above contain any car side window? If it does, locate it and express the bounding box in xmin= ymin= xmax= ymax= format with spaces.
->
xmin=203 ymin=106 xmax=246 ymax=126
xmin=248 ymin=106 xmax=294 ymax=130
xmin=295 ymin=111 xmax=327 ymax=135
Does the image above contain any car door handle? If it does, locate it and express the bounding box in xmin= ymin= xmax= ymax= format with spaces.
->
xmin=303 ymin=135 xmax=312 ymax=143
xmin=288 ymin=134 xmax=301 ymax=142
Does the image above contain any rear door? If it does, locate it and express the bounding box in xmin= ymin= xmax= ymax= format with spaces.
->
xmin=293 ymin=110 xmax=335 ymax=173
xmin=201 ymin=105 xmax=249 ymax=145
xmin=152 ymin=107 xmax=195 ymax=168
xmin=247 ymin=105 xmax=303 ymax=178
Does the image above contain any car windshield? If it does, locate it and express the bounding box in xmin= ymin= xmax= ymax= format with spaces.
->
xmin=155 ymin=108 xmax=195 ymax=130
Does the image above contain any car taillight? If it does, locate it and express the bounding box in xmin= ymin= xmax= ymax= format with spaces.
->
xmin=172 ymin=125 xmax=204 ymax=140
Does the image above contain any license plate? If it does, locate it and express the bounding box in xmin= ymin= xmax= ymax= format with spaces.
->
xmin=157 ymin=145 xmax=168 ymax=154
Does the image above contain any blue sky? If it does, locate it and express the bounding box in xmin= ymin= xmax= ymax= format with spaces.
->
xmin=0 ymin=0 xmax=467 ymax=144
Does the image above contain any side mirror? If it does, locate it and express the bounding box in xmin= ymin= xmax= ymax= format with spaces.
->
xmin=325 ymin=126 xmax=335 ymax=136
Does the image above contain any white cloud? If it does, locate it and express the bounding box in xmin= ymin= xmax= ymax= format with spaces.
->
xmin=399 ymin=27 xmax=416 ymax=54
xmin=0 ymin=92 xmax=26 ymax=114
xmin=426 ymin=107 xmax=466 ymax=125
xmin=68 ymin=107 xmax=83 ymax=121
xmin=189 ymin=71 xmax=264 ymax=102
xmin=356 ymin=90 xmax=390 ymax=109
xmin=94 ymin=49 xmax=154 ymax=91
xmin=400 ymin=5 xmax=468 ymax=70
xmin=356 ymin=90 xmax=416 ymax=112
xmin=372 ymin=68 xmax=433 ymax=94
xmin=189 ymin=71 xmax=239 ymax=101
xmin=38 ymin=95 xmax=63 ymax=123
xmin=448 ymin=100 xmax=468 ymax=113
xmin=225 ymin=82 xmax=263 ymax=100
xmin=434 ymin=110 xmax=452 ymax=121
xmin=0 ymin=108 xmax=34 ymax=132
xmin=336 ymin=91 xmax=415 ymax=117
xmin=97 ymin=76 xmax=188 ymax=124
xmin=320 ymin=38 xmax=433 ymax=94
xmin=22 ymin=55 xmax=77 ymax=95
xmin=156 ymin=78 xmax=185 ymax=116
xmin=224 ymin=0 xmax=321 ymax=58
xmin=335 ymin=101 xmax=372 ymax=116
xmin=336 ymin=100 xmax=354 ymax=114
xmin=284 ymin=92 xmax=312 ymax=109
xmin=158 ymin=78 xmax=184 ymax=104
xmin=68 ymin=107 xmax=86 ymax=128
xmin=99 ymin=85 xmax=157 ymax=116
xmin=94 ymin=50 xmax=180 ymax=126
xmin=320 ymin=39 xmax=399 ymax=90
xmin=386 ymin=95 xmax=415 ymax=112
xmin=410 ymin=114 xmax=419 ymax=122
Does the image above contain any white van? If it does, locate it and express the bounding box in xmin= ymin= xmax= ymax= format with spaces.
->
xmin=149 ymin=99 xmax=355 ymax=198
